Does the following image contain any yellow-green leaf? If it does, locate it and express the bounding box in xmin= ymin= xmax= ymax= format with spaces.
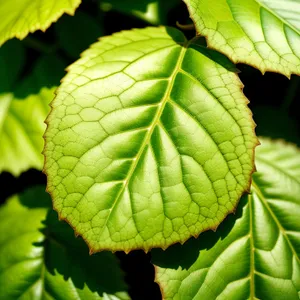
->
xmin=153 ymin=138 xmax=300 ymax=299
xmin=184 ymin=0 xmax=300 ymax=77
xmin=44 ymin=27 xmax=258 ymax=253
xmin=0 ymin=0 xmax=81 ymax=46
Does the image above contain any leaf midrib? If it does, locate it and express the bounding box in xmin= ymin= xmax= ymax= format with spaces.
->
xmin=100 ymin=39 xmax=189 ymax=233
xmin=252 ymin=180 xmax=300 ymax=262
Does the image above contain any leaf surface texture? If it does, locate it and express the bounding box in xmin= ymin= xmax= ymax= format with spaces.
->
xmin=153 ymin=138 xmax=300 ymax=299
xmin=0 ymin=186 xmax=129 ymax=300
xmin=44 ymin=27 xmax=258 ymax=252
xmin=184 ymin=0 xmax=300 ymax=76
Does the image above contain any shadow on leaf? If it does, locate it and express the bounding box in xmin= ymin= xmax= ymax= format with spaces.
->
xmin=19 ymin=185 xmax=128 ymax=298
xmin=151 ymin=195 xmax=248 ymax=270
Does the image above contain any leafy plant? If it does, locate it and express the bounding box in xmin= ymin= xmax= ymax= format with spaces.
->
xmin=0 ymin=0 xmax=299 ymax=299
xmin=152 ymin=138 xmax=300 ymax=299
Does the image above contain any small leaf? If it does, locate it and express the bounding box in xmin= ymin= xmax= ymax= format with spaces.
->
xmin=0 ymin=186 xmax=130 ymax=300
xmin=0 ymin=0 xmax=81 ymax=46
xmin=0 ymin=42 xmax=65 ymax=176
xmin=184 ymin=0 xmax=300 ymax=77
xmin=153 ymin=138 xmax=300 ymax=299
xmin=44 ymin=27 xmax=258 ymax=252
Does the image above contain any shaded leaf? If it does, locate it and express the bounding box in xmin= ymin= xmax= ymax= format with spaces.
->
xmin=0 ymin=42 xmax=65 ymax=176
xmin=0 ymin=186 xmax=130 ymax=300
xmin=44 ymin=27 xmax=258 ymax=252
xmin=153 ymin=138 xmax=300 ymax=299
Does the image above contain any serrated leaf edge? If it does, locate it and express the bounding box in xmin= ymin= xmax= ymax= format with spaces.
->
xmin=42 ymin=27 xmax=259 ymax=254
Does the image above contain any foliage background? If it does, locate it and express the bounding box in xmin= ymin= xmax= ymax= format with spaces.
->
xmin=0 ymin=0 xmax=299 ymax=299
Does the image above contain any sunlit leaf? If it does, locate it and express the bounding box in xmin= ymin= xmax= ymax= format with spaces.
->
xmin=0 ymin=40 xmax=65 ymax=175
xmin=0 ymin=0 xmax=81 ymax=46
xmin=44 ymin=27 xmax=258 ymax=252
xmin=184 ymin=0 xmax=300 ymax=76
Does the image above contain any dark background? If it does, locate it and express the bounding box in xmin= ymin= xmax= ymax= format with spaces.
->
xmin=0 ymin=1 xmax=299 ymax=299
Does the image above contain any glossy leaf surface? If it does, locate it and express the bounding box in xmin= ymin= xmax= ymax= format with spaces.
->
xmin=184 ymin=0 xmax=300 ymax=76
xmin=44 ymin=27 xmax=258 ymax=252
xmin=0 ymin=40 xmax=65 ymax=176
xmin=0 ymin=186 xmax=129 ymax=300
xmin=0 ymin=0 xmax=81 ymax=46
xmin=153 ymin=138 xmax=300 ymax=299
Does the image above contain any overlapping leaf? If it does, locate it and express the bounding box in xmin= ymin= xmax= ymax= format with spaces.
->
xmin=184 ymin=0 xmax=300 ymax=77
xmin=0 ymin=40 xmax=65 ymax=176
xmin=0 ymin=0 xmax=81 ymax=46
xmin=44 ymin=27 xmax=258 ymax=252
xmin=0 ymin=186 xmax=129 ymax=300
xmin=153 ymin=138 xmax=300 ymax=299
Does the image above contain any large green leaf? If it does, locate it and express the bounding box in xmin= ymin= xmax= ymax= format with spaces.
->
xmin=0 ymin=0 xmax=81 ymax=46
xmin=0 ymin=186 xmax=130 ymax=300
xmin=100 ymin=0 xmax=180 ymax=24
xmin=0 ymin=42 xmax=65 ymax=176
xmin=153 ymin=138 xmax=300 ymax=299
xmin=184 ymin=0 xmax=300 ymax=77
xmin=44 ymin=27 xmax=258 ymax=252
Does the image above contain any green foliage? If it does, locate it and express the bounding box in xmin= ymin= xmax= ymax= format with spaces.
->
xmin=0 ymin=40 xmax=65 ymax=175
xmin=0 ymin=186 xmax=129 ymax=299
xmin=0 ymin=0 xmax=81 ymax=46
xmin=184 ymin=0 xmax=300 ymax=77
xmin=0 ymin=0 xmax=299 ymax=299
xmin=43 ymin=26 xmax=258 ymax=252
xmin=153 ymin=138 xmax=300 ymax=299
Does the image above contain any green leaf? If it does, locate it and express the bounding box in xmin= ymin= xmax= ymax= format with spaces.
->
xmin=152 ymin=138 xmax=300 ymax=299
xmin=55 ymin=11 xmax=103 ymax=59
xmin=0 ymin=186 xmax=130 ymax=300
xmin=100 ymin=0 xmax=180 ymax=24
xmin=184 ymin=0 xmax=300 ymax=77
xmin=43 ymin=26 xmax=258 ymax=252
xmin=0 ymin=42 xmax=65 ymax=176
xmin=0 ymin=0 xmax=81 ymax=46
